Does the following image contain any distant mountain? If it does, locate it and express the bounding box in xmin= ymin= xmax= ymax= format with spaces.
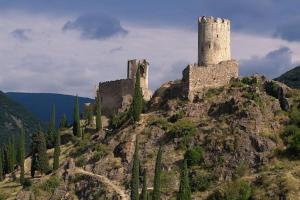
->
xmin=0 ymin=91 xmax=41 ymax=148
xmin=275 ymin=66 xmax=300 ymax=89
xmin=6 ymin=92 xmax=94 ymax=126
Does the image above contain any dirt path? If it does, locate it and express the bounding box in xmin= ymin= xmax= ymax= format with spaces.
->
xmin=72 ymin=168 xmax=129 ymax=200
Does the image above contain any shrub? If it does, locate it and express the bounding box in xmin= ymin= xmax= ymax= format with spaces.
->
xmin=281 ymin=125 xmax=300 ymax=144
xmin=169 ymin=119 xmax=197 ymax=138
xmin=184 ymin=146 xmax=204 ymax=167
xmin=288 ymin=132 xmax=300 ymax=155
xmin=205 ymin=87 xmax=224 ymax=98
xmin=190 ymin=169 xmax=211 ymax=192
xmin=110 ymin=110 xmax=129 ymax=129
xmin=39 ymin=176 xmax=60 ymax=193
xmin=170 ymin=119 xmax=197 ymax=149
xmin=168 ymin=110 xmax=185 ymax=123
xmin=75 ymin=155 xmax=87 ymax=167
xmin=264 ymin=81 xmax=281 ymax=98
xmin=23 ymin=178 xmax=32 ymax=188
xmin=148 ymin=116 xmax=172 ymax=131
xmin=208 ymin=179 xmax=252 ymax=200
xmin=241 ymin=77 xmax=257 ymax=86
xmin=289 ymin=107 xmax=300 ymax=126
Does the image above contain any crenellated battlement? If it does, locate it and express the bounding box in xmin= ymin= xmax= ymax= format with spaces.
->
xmin=199 ymin=16 xmax=230 ymax=25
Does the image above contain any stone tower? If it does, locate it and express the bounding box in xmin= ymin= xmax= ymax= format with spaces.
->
xmin=198 ymin=16 xmax=231 ymax=66
xmin=127 ymin=59 xmax=152 ymax=100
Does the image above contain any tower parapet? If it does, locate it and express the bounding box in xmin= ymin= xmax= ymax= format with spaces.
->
xmin=198 ymin=16 xmax=231 ymax=66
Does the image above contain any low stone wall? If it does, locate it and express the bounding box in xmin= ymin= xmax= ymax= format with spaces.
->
xmin=182 ymin=60 xmax=238 ymax=100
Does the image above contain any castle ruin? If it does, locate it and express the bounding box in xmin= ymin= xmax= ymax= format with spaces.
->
xmin=99 ymin=59 xmax=152 ymax=116
xmin=182 ymin=16 xmax=239 ymax=100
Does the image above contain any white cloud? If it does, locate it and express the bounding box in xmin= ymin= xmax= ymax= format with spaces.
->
xmin=0 ymin=12 xmax=300 ymax=97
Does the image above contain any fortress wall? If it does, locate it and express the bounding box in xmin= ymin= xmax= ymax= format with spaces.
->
xmin=99 ymin=79 xmax=134 ymax=116
xmin=183 ymin=60 xmax=238 ymax=100
xmin=198 ymin=16 xmax=231 ymax=65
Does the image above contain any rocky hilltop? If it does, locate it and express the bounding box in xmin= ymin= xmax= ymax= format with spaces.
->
xmin=1 ymin=76 xmax=300 ymax=200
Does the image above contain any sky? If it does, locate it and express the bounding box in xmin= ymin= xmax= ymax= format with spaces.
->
xmin=0 ymin=0 xmax=299 ymax=97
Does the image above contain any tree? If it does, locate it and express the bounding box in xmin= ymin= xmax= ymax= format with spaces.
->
xmin=53 ymin=130 xmax=61 ymax=171
xmin=73 ymin=95 xmax=81 ymax=137
xmin=96 ymin=91 xmax=102 ymax=132
xmin=60 ymin=113 xmax=67 ymax=129
xmin=152 ymin=147 xmax=162 ymax=200
xmin=131 ymin=139 xmax=140 ymax=200
xmin=141 ymin=170 xmax=148 ymax=200
xmin=7 ymin=137 xmax=16 ymax=173
xmin=177 ymin=160 xmax=191 ymax=200
xmin=132 ymin=66 xmax=143 ymax=122
xmin=47 ymin=104 xmax=56 ymax=147
xmin=0 ymin=149 xmax=3 ymax=181
xmin=31 ymin=126 xmax=49 ymax=175
xmin=18 ymin=127 xmax=25 ymax=184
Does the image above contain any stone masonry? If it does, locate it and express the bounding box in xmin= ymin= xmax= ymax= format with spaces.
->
xmin=99 ymin=59 xmax=152 ymax=116
xmin=183 ymin=16 xmax=239 ymax=101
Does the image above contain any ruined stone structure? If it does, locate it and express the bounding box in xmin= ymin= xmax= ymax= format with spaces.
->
xmin=183 ymin=16 xmax=239 ymax=100
xmin=99 ymin=59 xmax=152 ymax=116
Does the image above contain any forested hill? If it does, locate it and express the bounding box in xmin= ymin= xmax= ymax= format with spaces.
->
xmin=0 ymin=91 xmax=41 ymax=147
xmin=6 ymin=92 xmax=94 ymax=126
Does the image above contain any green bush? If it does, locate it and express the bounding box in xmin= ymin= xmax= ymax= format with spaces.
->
xmin=208 ymin=179 xmax=252 ymax=200
xmin=39 ymin=176 xmax=60 ymax=193
xmin=241 ymin=77 xmax=257 ymax=86
xmin=264 ymin=81 xmax=281 ymax=98
xmin=168 ymin=110 xmax=185 ymax=123
xmin=110 ymin=110 xmax=130 ymax=129
xmin=169 ymin=119 xmax=197 ymax=138
xmin=23 ymin=178 xmax=32 ymax=188
xmin=289 ymin=107 xmax=300 ymax=126
xmin=205 ymin=87 xmax=224 ymax=98
xmin=148 ymin=116 xmax=172 ymax=131
xmin=190 ymin=169 xmax=211 ymax=192
xmin=90 ymin=145 xmax=109 ymax=163
xmin=184 ymin=146 xmax=204 ymax=166
xmin=75 ymin=155 xmax=87 ymax=167
xmin=282 ymin=125 xmax=300 ymax=144
xmin=288 ymin=132 xmax=300 ymax=155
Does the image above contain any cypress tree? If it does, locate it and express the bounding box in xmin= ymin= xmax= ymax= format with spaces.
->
xmin=7 ymin=137 xmax=15 ymax=173
xmin=3 ymin=146 xmax=8 ymax=174
xmin=47 ymin=104 xmax=56 ymax=146
xmin=132 ymin=66 xmax=143 ymax=122
xmin=60 ymin=113 xmax=67 ymax=129
xmin=53 ymin=130 xmax=61 ymax=171
xmin=152 ymin=147 xmax=162 ymax=200
xmin=0 ymin=149 xmax=3 ymax=181
xmin=131 ymin=138 xmax=140 ymax=200
xmin=30 ymin=153 xmax=38 ymax=178
xmin=18 ymin=128 xmax=25 ymax=184
xmin=32 ymin=126 xmax=49 ymax=175
xmin=73 ymin=95 xmax=81 ymax=137
xmin=177 ymin=160 xmax=191 ymax=200
xmin=141 ymin=170 xmax=148 ymax=200
xmin=96 ymin=91 xmax=102 ymax=132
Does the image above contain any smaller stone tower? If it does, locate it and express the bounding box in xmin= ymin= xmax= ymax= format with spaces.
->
xmin=198 ymin=16 xmax=231 ymax=66
xmin=127 ymin=59 xmax=151 ymax=100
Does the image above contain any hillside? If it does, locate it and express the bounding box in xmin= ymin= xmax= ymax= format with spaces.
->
xmin=1 ymin=76 xmax=300 ymax=200
xmin=275 ymin=66 xmax=300 ymax=89
xmin=6 ymin=92 xmax=94 ymax=126
xmin=0 ymin=91 xmax=42 ymax=149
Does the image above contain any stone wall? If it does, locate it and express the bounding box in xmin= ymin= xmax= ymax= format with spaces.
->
xmin=99 ymin=79 xmax=134 ymax=116
xmin=182 ymin=60 xmax=238 ymax=101
xmin=198 ymin=16 xmax=231 ymax=65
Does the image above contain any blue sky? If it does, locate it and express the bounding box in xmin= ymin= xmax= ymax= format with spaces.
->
xmin=0 ymin=0 xmax=299 ymax=97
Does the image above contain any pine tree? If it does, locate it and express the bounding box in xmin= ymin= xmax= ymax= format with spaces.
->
xmin=152 ymin=147 xmax=162 ymax=200
xmin=141 ymin=170 xmax=148 ymax=200
xmin=96 ymin=91 xmax=102 ymax=132
xmin=73 ymin=95 xmax=81 ymax=137
xmin=132 ymin=66 xmax=143 ymax=122
xmin=131 ymin=139 xmax=140 ymax=200
xmin=53 ymin=130 xmax=61 ymax=171
xmin=177 ymin=160 xmax=191 ymax=200
xmin=47 ymin=104 xmax=56 ymax=146
xmin=0 ymin=149 xmax=3 ymax=181
xmin=18 ymin=127 xmax=25 ymax=184
xmin=60 ymin=113 xmax=67 ymax=129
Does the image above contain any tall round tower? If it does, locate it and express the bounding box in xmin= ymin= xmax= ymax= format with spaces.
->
xmin=198 ymin=16 xmax=231 ymax=66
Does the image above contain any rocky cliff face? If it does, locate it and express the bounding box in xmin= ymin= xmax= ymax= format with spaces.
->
xmin=9 ymin=76 xmax=300 ymax=200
